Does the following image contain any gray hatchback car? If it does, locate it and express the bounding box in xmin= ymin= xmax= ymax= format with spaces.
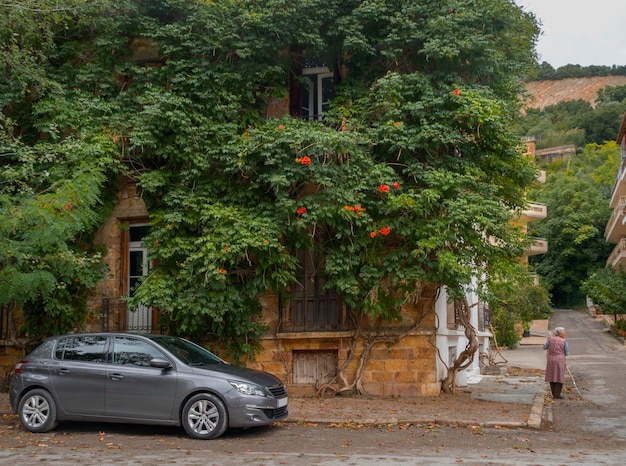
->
xmin=9 ymin=333 xmax=288 ymax=439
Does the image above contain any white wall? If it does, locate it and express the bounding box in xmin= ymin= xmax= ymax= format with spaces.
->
xmin=435 ymin=282 xmax=489 ymax=387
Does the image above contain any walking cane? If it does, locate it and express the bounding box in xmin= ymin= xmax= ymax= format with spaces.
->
xmin=566 ymin=366 xmax=582 ymax=397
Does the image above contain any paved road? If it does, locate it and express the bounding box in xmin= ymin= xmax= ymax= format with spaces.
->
xmin=549 ymin=309 xmax=626 ymax=440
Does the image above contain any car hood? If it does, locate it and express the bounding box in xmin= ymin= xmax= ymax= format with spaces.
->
xmin=191 ymin=363 xmax=283 ymax=387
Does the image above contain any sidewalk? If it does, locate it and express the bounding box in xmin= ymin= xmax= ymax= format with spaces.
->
xmin=288 ymin=325 xmax=551 ymax=430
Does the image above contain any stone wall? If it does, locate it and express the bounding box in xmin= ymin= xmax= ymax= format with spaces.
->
xmin=250 ymin=294 xmax=441 ymax=397
xmin=249 ymin=330 xmax=439 ymax=397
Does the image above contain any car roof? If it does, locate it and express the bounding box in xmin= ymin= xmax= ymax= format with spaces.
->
xmin=46 ymin=332 xmax=174 ymax=341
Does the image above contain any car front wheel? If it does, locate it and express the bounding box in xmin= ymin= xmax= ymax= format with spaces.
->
xmin=182 ymin=393 xmax=228 ymax=439
xmin=18 ymin=389 xmax=59 ymax=433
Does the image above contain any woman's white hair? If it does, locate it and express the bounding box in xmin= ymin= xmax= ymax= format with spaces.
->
xmin=554 ymin=327 xmax=565 ymax=336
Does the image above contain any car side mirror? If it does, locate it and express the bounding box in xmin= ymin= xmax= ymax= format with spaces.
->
xmin=150 ymin=358 xmax=173 ymax=370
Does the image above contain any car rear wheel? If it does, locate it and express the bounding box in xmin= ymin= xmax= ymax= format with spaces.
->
xmin=18 ymin=389 xmax=58 ymax=433
xmin=182 ymin=393 xmax=228 ymax=440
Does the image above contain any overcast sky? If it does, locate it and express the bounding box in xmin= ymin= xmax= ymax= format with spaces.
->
xmin=515 ymin=0 xmax=626 ymax=68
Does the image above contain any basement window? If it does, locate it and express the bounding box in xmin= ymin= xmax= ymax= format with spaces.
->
xmin=292 ymin=350 xmax=338 ymax=384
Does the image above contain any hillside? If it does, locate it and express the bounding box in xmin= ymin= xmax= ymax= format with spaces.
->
xmin=525 ymin=76 xmax=626 ymax=110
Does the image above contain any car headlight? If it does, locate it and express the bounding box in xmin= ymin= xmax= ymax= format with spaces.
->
xmin=229 ymin=381 xmax=267 ymax=397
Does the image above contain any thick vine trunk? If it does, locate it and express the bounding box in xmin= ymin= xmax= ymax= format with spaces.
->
xmin=441 ymin=299 xmax=479 ymax=394
xmin=316 ymin=285 xmax=439 ymax=397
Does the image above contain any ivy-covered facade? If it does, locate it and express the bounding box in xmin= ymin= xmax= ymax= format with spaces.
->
xmin=1 ymin=1 xmax=540 ymax=394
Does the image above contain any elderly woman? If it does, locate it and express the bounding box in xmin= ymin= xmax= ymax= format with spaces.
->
xmin=543 ymin=327 xmax=570 ymax=399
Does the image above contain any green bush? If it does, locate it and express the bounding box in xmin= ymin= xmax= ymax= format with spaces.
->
xmin=491 ymin=308 xmax=521 ymax=349
xmin=613 ymin=319 xmax=626 ymax=332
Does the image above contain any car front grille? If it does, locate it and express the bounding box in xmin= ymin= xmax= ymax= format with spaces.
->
xmin=263 ymin=406 xmax=288 ymax=419
xmin=267 ymin=384 xmax=287 ymax=398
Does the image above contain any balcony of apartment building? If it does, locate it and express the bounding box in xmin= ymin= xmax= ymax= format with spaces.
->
xmin=608 ymin=115 xmax=626 ymax=222
xmin=528 ymin=237 xmax=548 ymax=256
xmin=604 ymin=195 xmax=626 ymax=243
xmin=519 ymin=202 xmax=547 ymax=223
xmin=609 ymin=157 xmax=626 ymax=210
xmin=607 ymin=237 xmax=626 ymax=270
xmin=605 ymin=113 xmax=626 ymax=252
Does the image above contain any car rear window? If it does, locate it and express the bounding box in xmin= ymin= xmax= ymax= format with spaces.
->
xmin=55 ymin=336 xmax=107 ymax=362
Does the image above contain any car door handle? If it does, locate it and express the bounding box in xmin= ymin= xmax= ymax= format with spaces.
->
xmin=108 ymin=373 xmax=125 ymax=380
xmin=56 ymin=368 xmax=71 ymax=375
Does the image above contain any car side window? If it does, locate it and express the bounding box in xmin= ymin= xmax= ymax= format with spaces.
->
xmin=55 ymin=336 xmax=107 ymax=363
xmin=113 ymin=336 xmax=166 ymax=367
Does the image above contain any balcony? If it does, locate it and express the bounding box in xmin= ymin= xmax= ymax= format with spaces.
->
xmin=607 ymin=237 xmax=626 ymax=270
xmin=519 ymin=202 xmax=547 ymax=223
xmin=604 ymin=195 xmax=626 ymax=243
xmin=609 ymin=156 xmax=626 ymax=209
xmin=528 ymin=237 xmax=548 ymax=256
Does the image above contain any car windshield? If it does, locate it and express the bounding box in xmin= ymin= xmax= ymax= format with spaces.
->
xmin=149 ymin=336 xmax=225 ymax=366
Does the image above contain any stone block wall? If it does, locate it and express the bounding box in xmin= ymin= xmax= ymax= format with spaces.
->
xmin=250 ymin=290 xmax=441 ymax=397
xmin=249 ymin=328 xmax=439 ymax=397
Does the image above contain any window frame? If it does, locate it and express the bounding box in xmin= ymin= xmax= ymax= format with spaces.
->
xmin=54 ymin=335 xmax=108 ymax=363
xmin=300 ymin=66 xmax=334 ymax=121
xmin=280 ymin=249 xmax=348 ymax=332
xmin=111 ymin=335 xmax=167 ymax=367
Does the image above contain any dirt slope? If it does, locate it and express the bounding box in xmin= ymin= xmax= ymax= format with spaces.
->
xmin=525 ymin=76 xmax=626 ymax=110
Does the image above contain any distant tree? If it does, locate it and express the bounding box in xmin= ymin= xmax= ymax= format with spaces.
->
xmin=580 ymin=103 xmax=626 ymax=145
xmin=529 ymin=63 xmax=626 ymax=81
xmin=516 ymin=100 xmax=591 ymax=149
xmin=597 ymin=85 xmax=626 ymax=105
xmin=528 ymin=142 xmax=619 ymax=307
xmin=516 ymin=95 xmax=626 ymax=148
xmin=577 ymin=142 xmax=623 ymax=197
xmin=552 ymin=64 xmax=585 ymax=79
xmin=486 ymin=268 xmax=552 ymax=348
xmin=548 ymin=100 xmax=593 ymax=130
xmin=532 ymin=61 xmax=556 ymax=80
xmin=585 ymin=66 xmax=611 ymax=77
xmin=539 ymin=129 xmax=585 ymax=150
xmin=581 ymin=267 xmax=626 ymax=318
xmin=610 ymin=65 xmax=626 ymax=77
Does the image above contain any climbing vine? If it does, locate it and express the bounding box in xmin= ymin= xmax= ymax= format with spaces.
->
xmin=1 ymin=1 xmax=539 ymax=364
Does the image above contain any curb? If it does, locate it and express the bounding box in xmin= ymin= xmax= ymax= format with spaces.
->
xmin=527 ymin=393 xmax=545 ymax=429
xmin=285 ymin=419 xmax=534 ymax=429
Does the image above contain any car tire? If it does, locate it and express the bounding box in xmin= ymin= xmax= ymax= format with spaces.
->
xmin=181 ymin=393 xmax=228 ymax=440
xmin=18 ymin=389 xmax=59 ymax=433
